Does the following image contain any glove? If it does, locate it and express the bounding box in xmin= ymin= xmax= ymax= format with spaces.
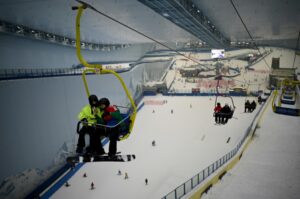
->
xmin=81 ymin=118 xmax=88 ymax=126
xmin=77 ymin=119 xmax=87 ymax=135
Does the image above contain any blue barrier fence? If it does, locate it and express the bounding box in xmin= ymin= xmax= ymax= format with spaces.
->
xmin=274 ymin=106 xmax=299 ymax=116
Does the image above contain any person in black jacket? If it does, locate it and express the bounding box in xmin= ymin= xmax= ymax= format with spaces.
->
xmin=258 ymin=95 xmax=262 ymax=104
xmin=244 ymin=100 xmax=251 ymax=112
xmin=220 ymin=104 xmax=232 ymax=124
xmin=250 ymin=100 xmax=256 ymax=112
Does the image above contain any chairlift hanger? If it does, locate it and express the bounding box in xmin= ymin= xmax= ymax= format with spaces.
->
xmin=73 ymin=4 xmax=137 ymax=140
xmin=214 ymin=76 xmax=236 ymax=110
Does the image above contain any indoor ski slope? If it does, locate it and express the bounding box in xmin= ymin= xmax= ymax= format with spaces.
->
xmin=201 ymin=95 xmax=300 ymax=199
xmin=50 ymin=95 xmax=260 ymax=199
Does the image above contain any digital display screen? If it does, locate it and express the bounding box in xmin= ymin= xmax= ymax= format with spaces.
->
xmin=211 ymin=49 xmax=225 ymax=59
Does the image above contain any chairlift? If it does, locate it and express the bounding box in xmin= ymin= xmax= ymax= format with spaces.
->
xmin=213 ymin=77 xmax=235 ymax=121
xmin=74 ymin=5 xmax=137 ymax=140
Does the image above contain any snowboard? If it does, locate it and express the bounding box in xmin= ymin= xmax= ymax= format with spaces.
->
xmin=67 ymin=154 xmax=136 ymax=163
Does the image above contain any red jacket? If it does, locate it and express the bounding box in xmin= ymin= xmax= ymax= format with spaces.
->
xmin=214 ymin=105 xmax=222 ymax=113
xmin=102 ymin=105 xmax=118 ymax=122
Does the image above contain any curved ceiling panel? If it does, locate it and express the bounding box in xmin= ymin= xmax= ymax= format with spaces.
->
xmin=0 ymin=0 xmax=198 ymax=44
xmin=0 ymin=0 xmax=299 ymax=49
xmin=193 ymin=0 xmax=300 ymax=46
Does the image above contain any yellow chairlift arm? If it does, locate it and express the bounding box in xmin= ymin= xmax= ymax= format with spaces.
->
xmin=75 ymin=5 xmax=137 ymax=136
xmin=75 ymin=6 xmax=97 ymax=69
xmin=272 ymin=90 xmax=278 ymax=111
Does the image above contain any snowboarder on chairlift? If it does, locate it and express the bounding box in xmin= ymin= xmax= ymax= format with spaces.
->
xmin=76 ymin=95 xmax=105 ymax=155
xmin=245 ymin=100 xmax=251 ymax=112
xmin=214 ymin=102 xmax=222 ymax=124
xmin=250 ymin=100 xmax=256 ymax=112
xmin=220 ymin=103 xmax=232 ymax=124
xmin=98 ymin=97 xmax=124 ymax=157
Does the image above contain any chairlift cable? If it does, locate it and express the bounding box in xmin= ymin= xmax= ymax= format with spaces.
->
xmin=292 ymin=30 xmax=300 ymax=68
xmin=214 ymin=77 xmax=221 ymax=107
xmin=214 ymin=77 xmax=235 ymax=109
xmin=73 ymin=4 xmax=137 ymax=140
xmin=229 ymin=0 xmax=271 ymax=70
xmin=75 ymin=0 xmax=210 ymax=70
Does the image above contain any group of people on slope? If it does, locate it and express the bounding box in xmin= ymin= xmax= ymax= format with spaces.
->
xmin=244 ymin=100 xmax=256 ymax=113
xmin=214 ymin=102 xmax=233 ymax=124
xmin=76 ymin=94 xmax=126 ymax=157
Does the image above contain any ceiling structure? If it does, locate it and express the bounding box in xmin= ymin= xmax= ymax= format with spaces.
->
xmin=0 ymin=0 xmax=299 ymax=49
xmin=0 ymin=0 xmax=198 ymax=45
xmin=137 ymin=0 xmax=231 ymax=48
xmin=192 ymin=0 xmax=300 ymax=49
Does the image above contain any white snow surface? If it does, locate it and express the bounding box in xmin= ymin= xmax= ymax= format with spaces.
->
xmin=51 ymin=95 xmax=261 ymax=199
xmin=201 ymin=99 xmax=300 ymax=199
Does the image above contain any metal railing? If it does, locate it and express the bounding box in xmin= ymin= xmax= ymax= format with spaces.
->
xmin=0 ymin=58 xmax=174 ymax=81
xmin=162 ymin=94 xmax=268 ymax=199
xmin=0 ymin=66 xmax=134 ymax=81
xmin=0 ymin=67 xmax=84 ymax=80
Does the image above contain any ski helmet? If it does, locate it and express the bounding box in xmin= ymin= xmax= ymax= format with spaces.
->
xmin=88 ymin=95 xmax=98 ymax=107
xmin=98 ymin=97 xmax=110 ymax=108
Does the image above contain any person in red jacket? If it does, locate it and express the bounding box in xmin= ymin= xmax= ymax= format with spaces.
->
xmin=98 ymin=98 xmax=123 ymax=156
xmin=214 ymin=102 xmax=222 ymax=124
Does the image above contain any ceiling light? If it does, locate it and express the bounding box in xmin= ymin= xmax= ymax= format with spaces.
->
xmin=34 ymin=32 xmax=40 ymax=39
xmin=1 ymin=20 xmax=128 ymax=52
